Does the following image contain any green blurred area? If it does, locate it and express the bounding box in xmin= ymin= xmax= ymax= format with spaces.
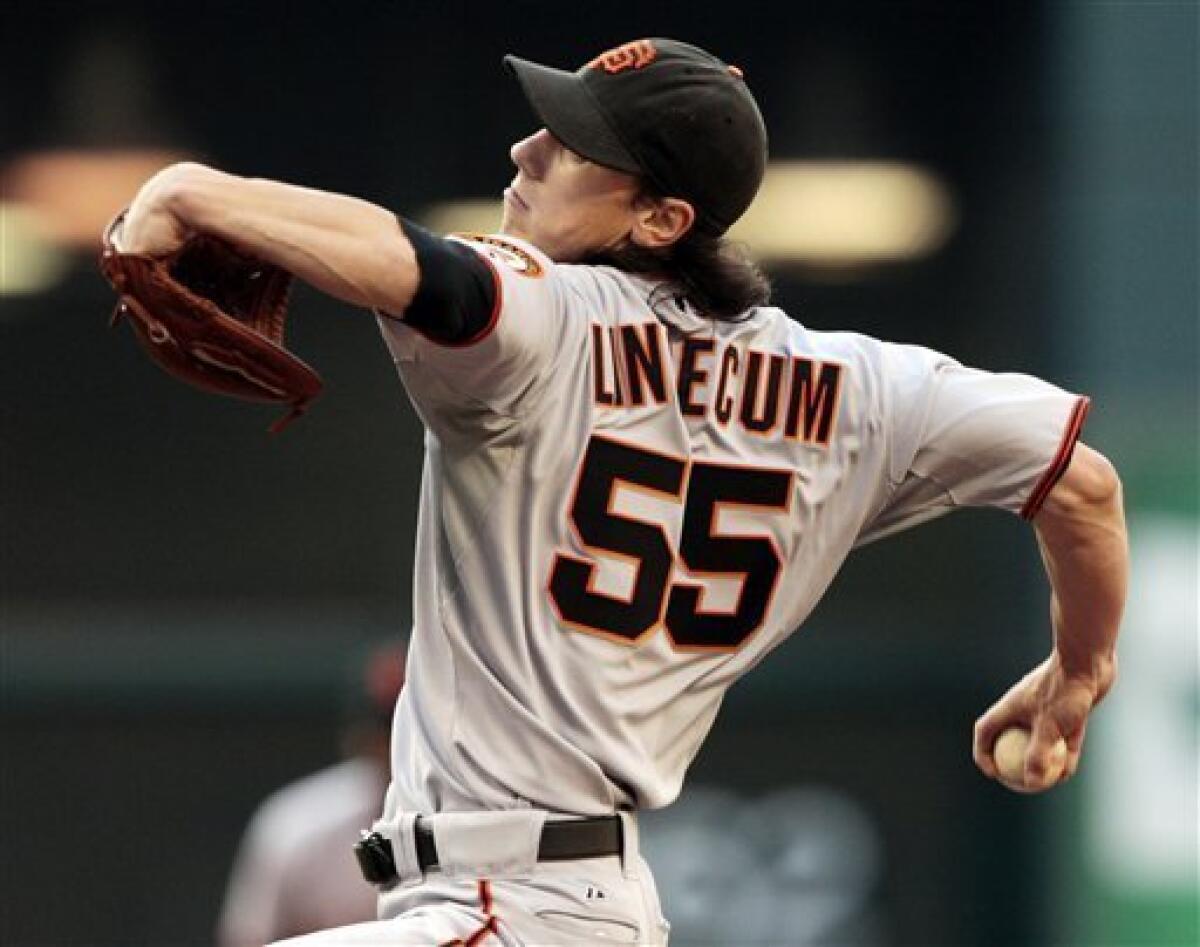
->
xmin=1089 ymin=891 xmax=1199 ymax=947
xmin=1048 ymin=4 xmax=1198 ymax=943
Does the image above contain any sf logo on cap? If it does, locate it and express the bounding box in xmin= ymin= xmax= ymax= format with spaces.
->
xmin=588 ymin=39 xmax=657 ymax=74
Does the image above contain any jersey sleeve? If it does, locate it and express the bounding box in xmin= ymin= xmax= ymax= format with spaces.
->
xmin=856 ymin=342 xmax=1090 ymax=545
xmin=376 ymin=232 xmax=579 ymax=420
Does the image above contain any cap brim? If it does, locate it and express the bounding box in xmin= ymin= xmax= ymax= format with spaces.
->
xmin=503 ymin=55 xmax=641 ymax=175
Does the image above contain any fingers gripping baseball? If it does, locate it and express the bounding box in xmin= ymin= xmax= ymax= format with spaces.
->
xmin=972 ymin=654 xmax=1107 ymax=793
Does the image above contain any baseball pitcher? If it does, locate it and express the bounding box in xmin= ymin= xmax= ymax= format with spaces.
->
xmin=110 ymin=38 xmax=1128 ymax=946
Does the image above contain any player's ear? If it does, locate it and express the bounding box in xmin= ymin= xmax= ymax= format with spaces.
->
xmin=629 ymin=195 xmax=696 ymax=250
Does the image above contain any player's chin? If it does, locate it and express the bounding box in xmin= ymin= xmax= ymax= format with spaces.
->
xmin=500 ymin=214 xmax=534 ymax=244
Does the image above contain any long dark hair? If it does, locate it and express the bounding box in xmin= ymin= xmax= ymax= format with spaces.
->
xmin=581 ymin=185 xmax=772 ymax=322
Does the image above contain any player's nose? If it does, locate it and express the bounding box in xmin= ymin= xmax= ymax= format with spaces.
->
xmin=510 ymin=129 xmax=552 ymax=180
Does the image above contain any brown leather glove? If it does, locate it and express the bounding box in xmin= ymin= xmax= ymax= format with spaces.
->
xmin=99 ymin=211 xmax=323 ymax=433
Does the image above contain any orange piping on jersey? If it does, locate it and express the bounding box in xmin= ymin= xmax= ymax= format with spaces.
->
xmin=1020 ymin=396 xmax=1091 ymax=520
xmin=466 ymin=879 xmax=499 ymax=946
xmin=439 ymin=880 xmax=500 ymax=947
xmin=665 ymin=459 xmax=794 ymax=655
xmin=433 ymin=247 xmax=505 ymax=349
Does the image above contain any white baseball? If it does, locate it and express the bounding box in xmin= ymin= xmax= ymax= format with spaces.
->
xmin=993 ymin=726 xmax=1068 ymax=791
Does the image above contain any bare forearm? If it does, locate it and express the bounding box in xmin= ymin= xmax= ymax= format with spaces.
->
xmin=125 ymin=162 xmax=418 ymax=312
xmin=1033 ymin=444 xmax=1128 ymax=686
xmin=973 ymin=442 xmax=1127 ymax=791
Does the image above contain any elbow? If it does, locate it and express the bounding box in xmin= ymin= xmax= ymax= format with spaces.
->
xmin=1070 ymin=444 xmax=1122 ymax=509
xmin=1038 ymin=443 xmax=1123 ymax=520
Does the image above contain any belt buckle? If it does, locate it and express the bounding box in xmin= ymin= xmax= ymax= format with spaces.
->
xmin=354 ymin=830 xmax=399 ymax=886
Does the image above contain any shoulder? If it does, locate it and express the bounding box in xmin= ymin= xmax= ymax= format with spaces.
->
xmin=446 ymin=231 xmax=604 ymax=322
xmin=448 ymin=232 xmax=552 ymax=280
xmin=739 ymin=312 xmax=920 ymax=380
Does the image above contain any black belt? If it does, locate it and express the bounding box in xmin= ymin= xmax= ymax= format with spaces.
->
xmin=355 ymin=815 xmax=623 ymax=886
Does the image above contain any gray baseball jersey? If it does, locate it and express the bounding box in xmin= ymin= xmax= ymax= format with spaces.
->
xmin=376 ymin=233 xmax=1088 ymax=820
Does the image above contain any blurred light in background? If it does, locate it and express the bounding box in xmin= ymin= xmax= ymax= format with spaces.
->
xmin=0 ymin=26 xmax=190 ymax=296
xmin=0 ymin=153 xmax=954 ymax=298
xmin=422 ymin=161 xmax=955 ymax=270
xmin=0 ymin=203 xmax=69 ymax=296
xmin=731 ymin=162 xmax=955 ymax=266
xmin=421 ymin=199 xmax=503 ymax=239
xmin=2 ymin=149 xmax=188 ymax=249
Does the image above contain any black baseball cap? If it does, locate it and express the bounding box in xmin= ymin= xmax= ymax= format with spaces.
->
xmin=503 ymin=38 xmax=767 ymax=235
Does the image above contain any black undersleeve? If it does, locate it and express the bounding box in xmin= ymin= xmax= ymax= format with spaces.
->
xmin=395 ymin=217 xmax=497 ymax=344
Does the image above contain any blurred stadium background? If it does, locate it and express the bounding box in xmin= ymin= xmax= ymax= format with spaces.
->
xmin=1 ymin=2 xmax=1195 ymax=945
